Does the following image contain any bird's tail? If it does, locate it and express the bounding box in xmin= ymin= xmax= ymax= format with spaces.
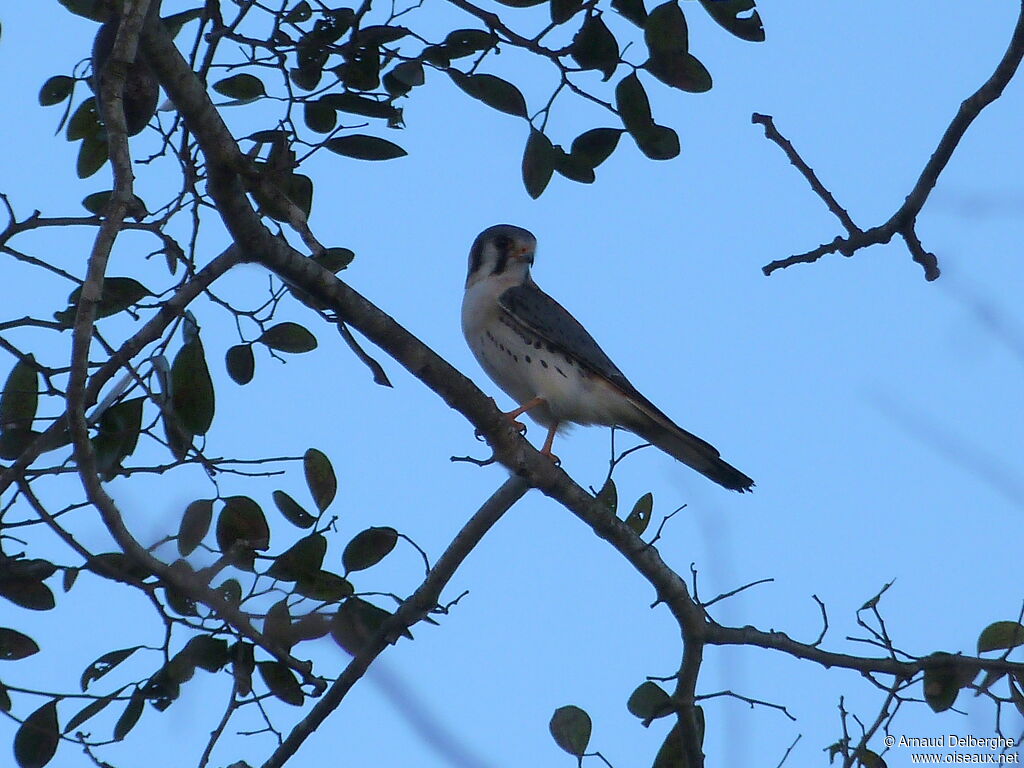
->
xmin=626 ymin=409 xmax=754 ymax=493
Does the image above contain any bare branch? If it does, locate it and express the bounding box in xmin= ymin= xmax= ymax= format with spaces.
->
xmin=263 ymin=476 xmax=530 ymax=768
xmin=755 ymin=0 xmax=1024 ymax=281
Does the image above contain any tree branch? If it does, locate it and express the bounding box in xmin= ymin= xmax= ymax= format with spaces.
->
xmin=262 ymin=476 xmax=530 ymax=768
xmin=755 ymin=0 xmax=1024 ymax=281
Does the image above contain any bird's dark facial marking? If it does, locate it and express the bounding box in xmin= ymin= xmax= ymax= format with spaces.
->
xmin=468 ymin=240 xmax=484 ymax=276
xmin=490 ymin=234 xmax=513 ymax=276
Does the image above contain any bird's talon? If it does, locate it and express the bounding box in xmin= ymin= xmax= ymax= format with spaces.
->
xmin=541 ymin=450 xmax=561 ymax=466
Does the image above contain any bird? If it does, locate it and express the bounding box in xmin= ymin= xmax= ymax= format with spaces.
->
xmin=461 ymin=224 xmax=754 ymax=492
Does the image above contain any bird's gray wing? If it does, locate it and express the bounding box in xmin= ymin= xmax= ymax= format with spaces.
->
xmin=498 ymin=282 xmax=642 ymax=400
xmin=499 ymin=282 xmax=735 ymax=472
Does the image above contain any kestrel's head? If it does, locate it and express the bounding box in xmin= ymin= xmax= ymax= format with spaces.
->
xmin=466 ymin=224 xmax=537 ymax=289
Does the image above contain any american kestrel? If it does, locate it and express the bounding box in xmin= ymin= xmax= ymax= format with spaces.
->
xmin=461 ymin=224 xmax=754 ymax=492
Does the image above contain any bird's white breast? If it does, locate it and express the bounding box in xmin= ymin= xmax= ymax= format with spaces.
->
xmin=462 ymin=280 xmax=631 ymax=429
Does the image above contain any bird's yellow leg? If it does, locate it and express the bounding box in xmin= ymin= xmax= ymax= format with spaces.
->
xmin=540 ymin=422 xmax=560 ymax=465
xmin=503 ymin=396 xmax=546 ymax=433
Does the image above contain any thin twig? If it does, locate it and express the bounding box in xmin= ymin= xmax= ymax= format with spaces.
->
xmin=754 ymin=0 xmax=1024 ymax=282
xmin=262 ymin=476 xmax=530 ymax=768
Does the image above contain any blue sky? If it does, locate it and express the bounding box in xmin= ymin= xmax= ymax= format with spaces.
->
xmin=1 ymin=2 xmax=1023 ymax=767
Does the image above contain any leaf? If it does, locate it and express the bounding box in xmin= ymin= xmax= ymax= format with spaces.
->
xmin=112 ymin=687 xmax=144 ymax=741
xmin=273 ymin=490 xmax=317 ymax=528
xmin=177 ymin=499 xmax=214 ymax=557
xmin=492 ymin=0 xmax=546 ymax=6
xmin=0 ymin=628 xmax=39 ymax=660
xmin=66 ymin=97 xmax=100 ymax=141
xmin=1011 ymin=678 xmax=1024 ymax=718
xmin=522 ymin=128 xmax=555 ymax=199
xmin=553 ymin=147 xmax=595 ymax=184
xmin=181 ymin=635 xmax=230 ymax=672
xmin=259 ymin=322 xmax=318 ymax=353
xmin=645 ymin=52 xmax=712 ymax=93
xmin=81 ymin=191 xmax=147 ymax=217
xmin=216 ymin=496 xmax=271 ymax=565
xmin=57 ymin=0 xmax=107 ymax=20
xmin=330 ymin=597 xmax=399 ymax=655
xmin=14 ymin=700 xmax=59 ymax=768
xmin=443 ymin=29 xmax=497 ymax=58
xmin=923 ymin=653 xmax=961 ymax=713
xmin=653 ymin=722 xmax=684 ymax=768
xmin=63 ymin=277 xmax=151 ymax=322
xmin=320 ymin=93 xmax=399 ymax=121
xmin=615 ymin=72 xmax=653 ymax=133
xmin=62 ymin=569 xmax=79 ymax=593
xmin=627 ymin=681 xmax=672 ymax=720
xmin=0 ymin=680 xmax=9 ymax=712
xmin=325 ymin=134 xmax=407 ymax=161
xmin=291 ymin=612 xmax=332 ymax=642
xmin=0 ymin=576 xmax=55 ymax=611
xmin=231 ymin=642 xmax=255 ymax=696
xmin=595 ymin=477 xmax=617 ymax=514
xmin=571 ymin=15 xmax=619 ymax=80
xmin=162 ymin=8 xmax=205 ymax=38
xmin=217 ymin=578 xmax=243 ymax=605
xmin=645 ymin=2 xmax=688 ymax=56
xmin=257 ymin=661 xmax=303 ymax=706
xmin=611 ymin=0 xmax=647 ymax=27
xmin=626 ymin=492 xmax=654 ymax=535
xmin=355 ymin=25 xmax=410 ymax=45
xmin=448 ymin=71 xmax=528 ymax=118
xmin=80 ymin=646 xmax=140 ymax=691
xmin=304 ymin=100 xmax=337 ymax=133
xmin=140 ymin=667 xmax=179 ymax=711
xmin=284 ymin=1 xmax=312 ymax=23
xmin=304 ymin=448 xmax=337 ymax=513
xmin=570 ymin=128 xmax=621 ymax=169
xmin=2 ymin=560 xmax=56 ymax=580
xmin=254 ymin=171 xmax=314 ymax=222
xmin=978 ymin=621 xmax=1024 ymax=654
xmin=87 ymin=552 xmax=150 ymax=583
xmin=0 ymin=430 xmax=41 ymax=460
xmin=171 ymin=337 xmax=215 ymax=435
xmin=342 ymin=527 xmax=398 ymax=573
xmin=854 ymin=749 xmax=889 ymax=768
xmin=283 ymin=172 xmax=314 ymax=221
xmin=295 ymin=571 xmax=353 ymax=602
xmin=64 ymin=689 xmax=120 ymax=733
xmin=551 ymin=0 xmax=584 ymax=25
xmin=632 ymin=124 xmax=680 ymax=161
xmin=338 ymin=45 xmax=380 ymax=90
xmin=39 ymin=76 xmax=74 ymax=107
xmin=264 ymin=599 xmax=293 ymax=649
xmin=697 ymin=0 xmax=764 ymax=42
xmin=1 ymin=358 xmax=38 ymax=433
xmin=225 ymin=344 xmax=255 ymax=385
xmin=313 ymin=247 xmax=355 ymax=273
xmin=292 ymin=66 xmax=321 ymax=92
xmin=267 ymin=534 xmax=328 ymax=582
xmin=549 ymin=705 xmax=591 ymax=757
xmin=383 ymin=61 xmax=425 ymax=97
xmin=93 ymin=396 xmax=145 ymax=478
xmin=77 ymin=134 xmax=109 ymax=179
xmin=212 ymin=74 xmax=266 ymax=101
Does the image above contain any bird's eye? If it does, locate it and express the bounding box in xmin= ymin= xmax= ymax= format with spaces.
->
xmin=494 ymin=235 xmax=512 ymax=251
